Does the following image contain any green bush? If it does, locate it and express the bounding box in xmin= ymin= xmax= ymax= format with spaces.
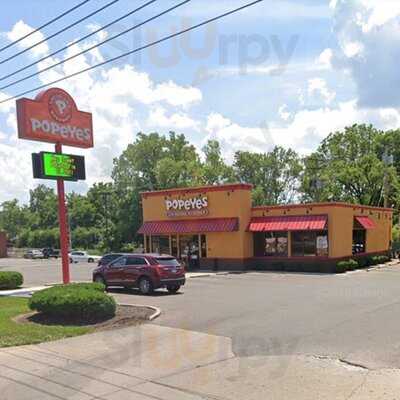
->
xmin=371 ymin=255 xmax=390 ymax=265
xmin=0 ymin=272 xmax=23 ymax=290
xmin=29 ymin=285 xmax=116 ymax=321
xmin=55 ymin=282 xmax=105 ymax=292
xmin=336 ymin=259 xmax=358 ymax=273
xmin=336 ymin=261 xmax=348 ymax=274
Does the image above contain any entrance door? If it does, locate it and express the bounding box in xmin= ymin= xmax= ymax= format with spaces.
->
xmin=179 ymin=235 xmax=200 ymax=270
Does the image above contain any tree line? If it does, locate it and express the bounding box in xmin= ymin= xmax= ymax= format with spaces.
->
xmin=1 ymin=124 xmax=399 ymax=251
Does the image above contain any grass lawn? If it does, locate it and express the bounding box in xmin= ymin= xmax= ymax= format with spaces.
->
xmin=0 ymin=297 xmax=92 ymax=348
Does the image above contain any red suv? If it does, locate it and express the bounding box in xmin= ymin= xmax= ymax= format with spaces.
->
xmin=92 ymin=253 xmax=185 ymax=295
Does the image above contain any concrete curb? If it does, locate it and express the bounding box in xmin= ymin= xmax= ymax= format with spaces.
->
xmin=117 ymin=302 xmax=161 ymax=321
xmin=0 ymin=286 xmax=48 ymax=296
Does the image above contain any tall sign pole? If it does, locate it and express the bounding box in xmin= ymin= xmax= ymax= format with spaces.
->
xmin=55 ymin=142 xmax=70 ymax=284
xmin=16 ymin=88 xmax=93 ymax=285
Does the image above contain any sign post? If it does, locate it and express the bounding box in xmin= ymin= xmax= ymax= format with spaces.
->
xmin=16 ymin=88 xmax=93 ymax=285
xmin=55 ymin=142 xmax=70 ymax=284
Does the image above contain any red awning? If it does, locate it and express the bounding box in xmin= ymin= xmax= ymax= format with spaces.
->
xmin=138 ymin=218 xmax=239 ymax=235
xmin=355 ymin=216 xmax=376 ymax=229
xmin=248 ymin=215 xmax=327 ymax=232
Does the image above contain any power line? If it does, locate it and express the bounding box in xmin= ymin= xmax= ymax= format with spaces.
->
xmin=0 ymin=0 xmax=188 ymax=91
xmin=0 ymin=0 xmax=91 ymax=54
xmin=0 ymin=0 xmax=264 ymax=104
xmin=0 ymin=0 xmax=158 ymax=81
xmin=0 ymin=0 xmax=120 ymax=66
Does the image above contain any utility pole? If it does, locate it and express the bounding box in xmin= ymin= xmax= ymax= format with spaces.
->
xmin=382 ymin=148 xmax=393 ymax=208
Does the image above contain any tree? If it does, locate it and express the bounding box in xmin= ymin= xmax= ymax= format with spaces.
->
xmin=234 ymin=146 xmax=303 ymax=205
xmin=301 ymin=124 xmax=400 ymax=207
xmin=0 ymin=199 xmax=29 ymax=241
xmin=201 ymin=140 xmax=235 ymax=184
xmin=29 ymin=185 xmax=58 ymax=229
xmin=112 ymin=132 xmax=204 ymax=248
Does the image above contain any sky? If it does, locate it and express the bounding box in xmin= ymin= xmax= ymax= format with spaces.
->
xmin=0 ymin=0 xmax=399 ymax=203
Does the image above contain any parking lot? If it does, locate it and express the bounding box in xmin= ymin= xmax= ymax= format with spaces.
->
xmin=2 ymin=257 xmax=400 ymax=370
xmin=0 ymin=257 xmax=94 ymax=286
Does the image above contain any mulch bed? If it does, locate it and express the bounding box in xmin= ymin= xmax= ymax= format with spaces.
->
xmin=14 ymin=305 xmax=153 ymax=332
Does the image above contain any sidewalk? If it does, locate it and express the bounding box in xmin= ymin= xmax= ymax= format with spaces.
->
xmin=2 ymin=324 xmax=400 ymax=399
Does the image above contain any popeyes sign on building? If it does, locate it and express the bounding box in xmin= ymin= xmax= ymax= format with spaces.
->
xmin=16 ymin=88 xmax=93 ymax=148
xmin=166 ymin=196 xmax=209 ymax=217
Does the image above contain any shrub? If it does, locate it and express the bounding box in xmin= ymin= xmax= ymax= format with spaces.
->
xmin=55 ymin=282 xmax=106 ymax=292
xmin=347 ymin=259 xmax=359 ymax=271
xmin=336 ymin=259 xmax=358 ymax=273
xmin=0 ymin=272 xmax=23 ymax=290
xmin=29 ymin=285 xmax=116 ymax=321
xmin=371 ymin=255 xmax=390 ymax=265
xmin=335 ymin=261 xmax=348 ymax=274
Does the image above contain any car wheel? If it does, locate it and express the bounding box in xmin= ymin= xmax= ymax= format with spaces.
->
xmin=94 ymin=275 xmax=107 ymax=288
xmin=167 ymin=285 xmax=181 ymax=294
xmin=88 ymin=258 xmax=94 ymax=263
xmin=69 ymin=258 xmax=73 ymax=263
xmin=138 ymin=277 xmax=154 ymax=295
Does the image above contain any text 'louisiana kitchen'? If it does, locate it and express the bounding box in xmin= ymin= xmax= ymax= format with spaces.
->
xmin=166 ymin=196 xmax=209 ymax=217
xmin=30 ymin=118 xmax=91 ymax=142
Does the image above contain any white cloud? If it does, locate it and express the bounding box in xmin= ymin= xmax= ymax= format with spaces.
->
xmin=147 ymin=107 xmax=199 ymax=131
xmin=204 ymin=113 xmax=274 ymax=161
xmin=308 ymin=78 xmax=336 ymax=105
xmin=316 ymin=48 xmax=333 ymax=70
xmin=330 ymin=0 xmax=400 ymax=107
xmin=6 ymin=20 xmax=49 ymax=57
xmin=278 ymin=104 xmax=291 ymax=121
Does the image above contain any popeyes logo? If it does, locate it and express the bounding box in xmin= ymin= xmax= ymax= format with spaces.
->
xmin=16 ymin=88 xmax=93 ymax=148
xmin=166 ymin=196 xmax=209 ymax=217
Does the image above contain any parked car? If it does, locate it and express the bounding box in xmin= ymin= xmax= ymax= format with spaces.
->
xmin=24 ymin=249 xmax=44 ymax=259
xmin=98 ymin=253 xmax=124 ymax=267
xmin=69 ymin=251 xmax=101 ymax=263
xmin=92 ymin=253 xmax=186 ymax=295
xmin=41 ymin=248 xmax=60 ymax=259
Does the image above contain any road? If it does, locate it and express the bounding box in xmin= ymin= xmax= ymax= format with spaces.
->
xmin=2 ymin=258 xmax=400 ymax=369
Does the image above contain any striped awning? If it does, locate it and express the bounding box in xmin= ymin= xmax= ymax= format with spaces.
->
xmin=248 ymin=215 xmax=328 ymax=232
xmin=355 ymin=216 xmax=376 ymax=230
xmin=138 ymin=218 xmax=239 ymax=235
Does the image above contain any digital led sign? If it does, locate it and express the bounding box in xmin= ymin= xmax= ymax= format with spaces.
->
xmin=32 ymin=152 xmax=86 ymax=181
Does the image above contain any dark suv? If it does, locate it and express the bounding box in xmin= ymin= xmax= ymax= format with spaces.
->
xmin=92 ymin=253 xmax=185 ymax=295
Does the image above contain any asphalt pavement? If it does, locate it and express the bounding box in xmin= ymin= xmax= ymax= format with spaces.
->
xmin=2 ymin=258 xmax=400 ymax=370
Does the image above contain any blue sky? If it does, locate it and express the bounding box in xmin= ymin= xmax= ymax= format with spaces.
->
xmin=0 ymin=0 xmax=399 ymax=202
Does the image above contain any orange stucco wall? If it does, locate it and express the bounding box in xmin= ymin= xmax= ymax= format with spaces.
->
xmin=140 ymin=184 xmax=393 ymax=260
xmin=252 ymin=203 xmax=392 ymax=258
xmin=141 ymin=184 xmax=252 ymax=259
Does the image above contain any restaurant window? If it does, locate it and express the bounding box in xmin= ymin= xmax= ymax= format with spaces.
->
xmin=291 ymin=231 xmax=328 ymax=257
xmin=151 ymin=235 xmax=170 ymax=254
xmin=265 ymin=232 xmax=288 ymax=256
xmin=353 ymin=227 xmax=366 ymax=254
xmin=200 ymin=235 xmax=207 ymax=258
xmin=171 ymin=235 xmax=178 ymax=257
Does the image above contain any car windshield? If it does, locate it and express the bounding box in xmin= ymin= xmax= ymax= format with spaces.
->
xmin=155 ymin=257 xmax=180 ymax=266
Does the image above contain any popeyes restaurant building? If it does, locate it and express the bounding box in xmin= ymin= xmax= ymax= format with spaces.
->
xmin=138 ymin=184 xmax=393 ymax=272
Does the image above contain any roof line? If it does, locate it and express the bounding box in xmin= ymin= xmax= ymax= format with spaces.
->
xmin=252 ymin=202 xmax=393 ymax=213
xmin=141 ymin=183 xmax=253 ymax=197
